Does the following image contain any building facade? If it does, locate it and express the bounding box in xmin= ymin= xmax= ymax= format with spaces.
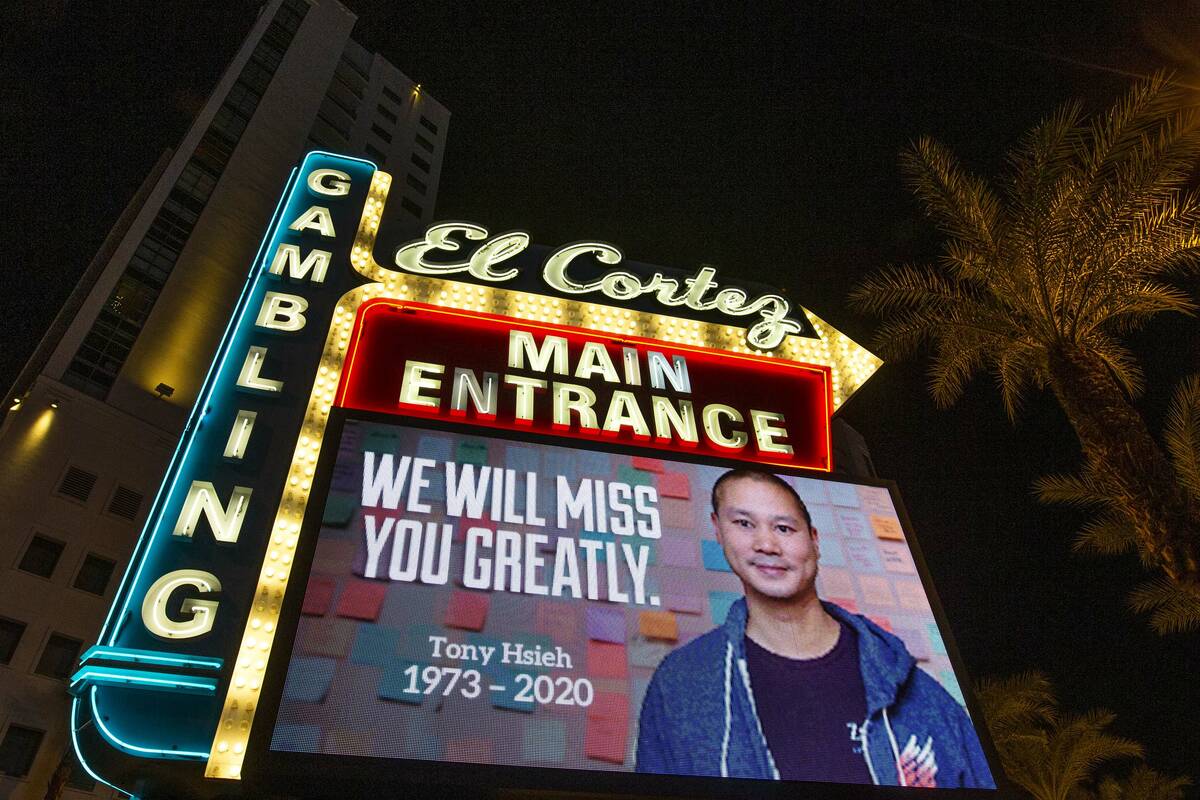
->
xmin=0 ymin=2 xmax=447 ymax=796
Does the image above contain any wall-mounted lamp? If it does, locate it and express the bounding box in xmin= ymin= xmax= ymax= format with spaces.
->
xmin=49 ymin=401 xmax=59 ymax=409
xmin=9 ymin=397 xmax=21 ymax=411
xmin=155 ymin=383 xmax=176 ymax=400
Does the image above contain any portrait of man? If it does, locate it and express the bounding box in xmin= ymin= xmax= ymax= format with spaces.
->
xmin=635 ymin=468 xmax=995 ymax=788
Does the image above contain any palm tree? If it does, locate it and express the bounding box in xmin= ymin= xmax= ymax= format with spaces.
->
xmin=1095 ymin=765 xmax=1192 ymax=800
xmin=850 ymin=73 xmax=1200 ymax=601
xmin=976 ymin=672 xmax=1143 ymax=800
xmin=1037 ymin=375 xmax=1200 ymax=632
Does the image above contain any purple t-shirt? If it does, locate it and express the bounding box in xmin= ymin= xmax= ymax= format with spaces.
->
xmin=744 ymin=620 xmax=873 ymax=784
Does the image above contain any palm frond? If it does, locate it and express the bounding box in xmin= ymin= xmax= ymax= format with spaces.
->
xmin=1072 ymin=512 xmax=1138 ymax=557
xmin=1034 ymin=471 xmax=1110 ymax=507
xmin=901 ymin=137 xmax=1002 ymax=254
xmin=1079 ymin=332 xmax=1145 ymax=398
xmin=1163 ymin=374 xmax=1200 ymax=497
xmin=1127 ymin=577 xmax=1200 ymax=634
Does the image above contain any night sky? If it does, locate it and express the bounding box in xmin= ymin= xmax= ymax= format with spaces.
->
xmin=5 ymin=0 xmax=1199 ymax=792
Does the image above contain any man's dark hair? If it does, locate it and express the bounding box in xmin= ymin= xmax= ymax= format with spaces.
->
xmin=710 ymin=468 xmax=813 ymax=529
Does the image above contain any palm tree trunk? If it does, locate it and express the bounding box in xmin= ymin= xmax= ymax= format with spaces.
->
xmin=1046 ymin=344 xmax=1200 ymax=581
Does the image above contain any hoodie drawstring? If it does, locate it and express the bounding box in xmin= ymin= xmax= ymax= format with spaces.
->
xmin=883 ymin=708 xmax=907 ymax=787
xmin=860 ymin=718 xmax=880 ymax=785
xmin=720 ymin=641 xmax=733 ymax=778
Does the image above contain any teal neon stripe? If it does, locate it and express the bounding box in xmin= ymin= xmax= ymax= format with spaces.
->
xmin=90 ymin=687 xmax=210 ymax=760
xmin=71 ymin=667 xmax=218 ymax=695
xmin=72 ymin=695 xmax=135 ymax=798
xmin=80 ymin=645 xmax=222 ymax=671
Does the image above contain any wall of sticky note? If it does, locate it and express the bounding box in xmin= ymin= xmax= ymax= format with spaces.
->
xmin=269 ymin=420 xmax=966 ymax=771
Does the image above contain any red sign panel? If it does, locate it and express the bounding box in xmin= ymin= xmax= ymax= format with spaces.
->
xmin=336 ymin=299 xmax=832 ymax=470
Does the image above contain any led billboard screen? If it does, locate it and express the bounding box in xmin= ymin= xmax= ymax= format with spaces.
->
xmin=267 ymin=418 xmax=996 ymax=791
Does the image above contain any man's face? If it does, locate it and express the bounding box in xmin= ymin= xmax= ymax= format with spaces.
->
xmin=712 ymin=477 xmax=819 ymax=604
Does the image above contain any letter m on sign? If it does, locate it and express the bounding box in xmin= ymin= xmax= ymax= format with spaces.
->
xmin=268 ymin=243 xmax=331 ymax=284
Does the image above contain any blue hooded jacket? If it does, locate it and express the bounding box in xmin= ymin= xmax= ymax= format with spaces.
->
xmin=635 ymin=598 xmax=995 ymax=788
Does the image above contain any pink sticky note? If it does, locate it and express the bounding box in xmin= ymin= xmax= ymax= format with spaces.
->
xmin=857 ymin=485 xmax=894 ymax=514
xmin=827 ymin=596 xmax=860 ymax=615
xmin=879 ymin=542 xmax=917 ymax=574
xmin=818 ymin=567 xmax=855 ymax=598
xmin=894 ymin=627 xmax=932 ymax=661
xmin=445 ymin=738 xmax=494 ymax=763
xmin=835 ymin=509 xmax=870 ymax=539
xmin=858 ymin=575 xmax=897 ymax=607
xmin=537 ymin=600 xmax=579 ymax=642
xmin=587 ymin=641 xmax=628 ymax=679
xmin=585 ymin=692 xmax=630 ymax=764
xmin=335 ymin=580 xmax=386 ymax=621
xmin=895 ymin=580 xmax=931 ymax=611
xmin=660 ymin=498 xmax=695 ymax=529
xmin=657 ymin=472 xmax=691 ymax=500
xmin=666 ymin=593 xmax=705 ymax=614
xmin=457 ymin=515 xmax=493 ymax=542
xmin=631 ymin=456 xmax=665 ymax=473
xmin=445 ymin=590 xmax=491 ymax=631
xmin=302 ymin=575 xmax=336 ymax=616
xmin=658 ymin=537 xmax=700 ymax=567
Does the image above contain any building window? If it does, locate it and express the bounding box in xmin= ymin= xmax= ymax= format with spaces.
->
xmin=35 ymin=634 xmax=82 ymax=680
xmin=0 ymin=618 xmax=25 ymax=664
xmin=382 ymin=85 xmax=404 ymax=106
xmin=401 ymin=197 xmax=423 ymax=218
xmin=419 ymin=115 xmax=438 ymax=135
xmin=56 ymin=466 xmax=98 ymax=503
xmin=411 ymin=153 xmax=430 ymax=173
xmin=18 ymin=536 xmax=64 ymax=579
xmin=107 ymin=485 xmax=144 ymax=521
xmin=0 ymin=725 xmax=43 ymax=778
xmin=377 ymin=104 xmax=397 ymax=123
xmin=415 ymin=133 xmax=435 ymax=153
xmin=365 ymin=143 xmax=387 ymax=163
xmin=405 ymin=173 xmax=427 ymax=195
xmin=370 ymin=123 xmax=392 ymax=144
xmin=74 ymin=555 xmax=117 ymax=596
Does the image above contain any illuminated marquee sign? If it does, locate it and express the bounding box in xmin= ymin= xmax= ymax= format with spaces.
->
xmin=72 ymin=152 xmax=1004 ymax=799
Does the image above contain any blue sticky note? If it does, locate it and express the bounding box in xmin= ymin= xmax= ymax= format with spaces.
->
xmin=456 ymin=439 xmax=489 ymax=466
xmin=414 ymin=466 xmax=444 ymax=503
xmin=701 ymin=540 xmax=733 ymax=572
xmin=486 ymin=664 xmax=535 ymax=712
xmin=322 ymin=491 xmax=358 ymax=526
xmin=579 ymin=450 xmax=611 ymax=475
xmin=282 ymin=657 xmax=336 ymax=703
xmin=708 ymin=591 xmax=742 ymax=625
xmin=544 ymin=450 xmax=575 ymax=477
xmin=522 ymin=718 xmax=566 ymax=762
xmin=807 ymin=504 xmax=838 ymax=535
xmin=826 ymin=482 xmax=860 ymax=507
xmin=272 ymin=723 xmax=322 ymax=751
xmin=926 ymin=623 xmax=947 ymax=656
xmin=378 ymin=659 xmax=427 ymax=704
xmin=506 ymin=445 xmax=541 ymax=473
xmin=791 ymin=476 xmax=829 ymax=505
xmin=350 ymin=623 xmax=401 ymax=666
xmin=617 ymin=465 xmax=653 ymax=487
xmin=418 ymin=435 xmax=453 ymax=462
xmin=939 ymin=669 xmax=965 ymax=705
xmin=819 ymin=537 xmax=846 ymax=567
xmin=363 ymin=430 xmax=399 ymax=454
xmin=580 ymin=530 xmax=614 ymax=561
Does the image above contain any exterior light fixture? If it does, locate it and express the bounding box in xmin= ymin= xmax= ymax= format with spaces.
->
xmin=49 ymin=401 xmax=59 ymax=409
xmin=155 ymin=383 xmax=176 ymax=399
